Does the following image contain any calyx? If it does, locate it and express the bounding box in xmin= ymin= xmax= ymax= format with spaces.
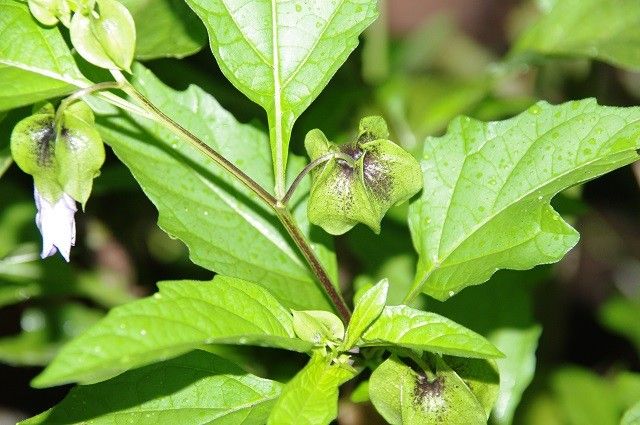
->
xmin=305 ymin=116 xmax=423 ymax=235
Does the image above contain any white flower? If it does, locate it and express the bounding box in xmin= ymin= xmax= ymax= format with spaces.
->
xmin=34 ymin=186 xmax=77 ymax=262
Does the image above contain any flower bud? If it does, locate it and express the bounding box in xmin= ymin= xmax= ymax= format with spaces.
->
xmin=292 ymin=310 xmax=345 ymax=346
xmin=28 ymin=0 xmax=71 ymax=26
xmin=306 ymin=116 xmax=423 ymax=235
xmin=70 ymin=0 xmax=136 ymax=71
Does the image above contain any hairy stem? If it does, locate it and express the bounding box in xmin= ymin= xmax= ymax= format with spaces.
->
xmin=110 ymin=71 xmax=352 ymax=323
xmin=281 ymin=152 xmax=355 ymax=205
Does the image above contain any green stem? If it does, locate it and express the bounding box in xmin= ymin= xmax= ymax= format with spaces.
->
xmin=54 ymin=81 xmax=123 ymax=135
xmin=281 ymin=152 xmax=355 ymax=205
xmin=110 ymin=71 xmax=352 ymax=323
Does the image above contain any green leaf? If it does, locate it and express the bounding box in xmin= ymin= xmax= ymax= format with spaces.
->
xmin=0 ymin=244 xmax=135 ymax=309
xmin=119 ymin=0 xmax=206 ymax=59
xmin=614 ymin=372 xmax=640 ymax=411
xmin=33 ymin=275 xmax=312 ymax=387
xmin=342 ymin=278 xmax=388 ymax=350
xmin=369 ymin=355 xmax=487 ymax=425
xmin=361 ymin=305 xmax=502 ymax=359
xmin=23 ymin=350 xmax=282 ymax=425
xmin=513 ymin=0 xmax=640 ymax=71
xmin=600 ymin=296 xmax=640 ymax=352
xmin=491 ymin=326 xmax=541 ymax=424
xmin=552 ymin=367 xmax=619 ymax=425
xmin=622 ymin=401 xmax=640 ymax=425
xmin=426 ymin=269 xmax=546 ymax=425
xmin=350 ymin=380 xmax=370 ymax=403
xmin=408 ymin=99 xmax=640 ymax=301
xmin=267 ymin=353 xmax=357 ymax=425
xmin=183 ymin=0 xmax=379 ymax=193
xmin=0 ymin=0 xmax=85 ymax=111
xmin=98 ymin=65 xmax=337 ymax=311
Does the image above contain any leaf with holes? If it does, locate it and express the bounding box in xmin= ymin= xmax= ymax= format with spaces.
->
xmin=408 ymin=99 xmax=640 ymax=301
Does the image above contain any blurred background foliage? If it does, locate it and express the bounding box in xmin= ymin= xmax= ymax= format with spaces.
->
xmin=2 ymin=0 xmax=640 ymax=423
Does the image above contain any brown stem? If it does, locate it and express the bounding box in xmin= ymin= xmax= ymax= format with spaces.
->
xmin=275 ymin=207 xmax=352 ymax=323
xmin=118 ymin=77 xmax=352 ymax=322
xmin=123 ymin=86 xmax=277 ymax=207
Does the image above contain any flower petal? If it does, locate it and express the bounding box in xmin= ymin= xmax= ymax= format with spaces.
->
xmin=33 ymin=186 xmax=78 ymax=262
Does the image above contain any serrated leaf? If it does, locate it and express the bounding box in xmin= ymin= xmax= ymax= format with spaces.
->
xmin=22 ymin=350 xmax=281 ymax=425
xmin=119 ymin=0 xmax=207 ymax=59
xmin=513 ymin=0 xmax=640 ymax=71
xmin=0 ymin=0 xmax=86 ymax=111
xmin=342 ymin=278 xmax=388 ymax=350
xmin=408 ymin=99 xmax=640 ymax=301
xmin=183 ymin=0 xmax=378 ymax=193
xmin=267 ymin=353 xmax=357 ymax=425
xmin=369 ymin=355 xmax=486 ymax=425
xmin=98 ymin=65 xmax=337 ymax=311
xmin=361 ymin=305 xmax=502 ymax=359
xmin=33 ymin=275 xmax=312 ymax=387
